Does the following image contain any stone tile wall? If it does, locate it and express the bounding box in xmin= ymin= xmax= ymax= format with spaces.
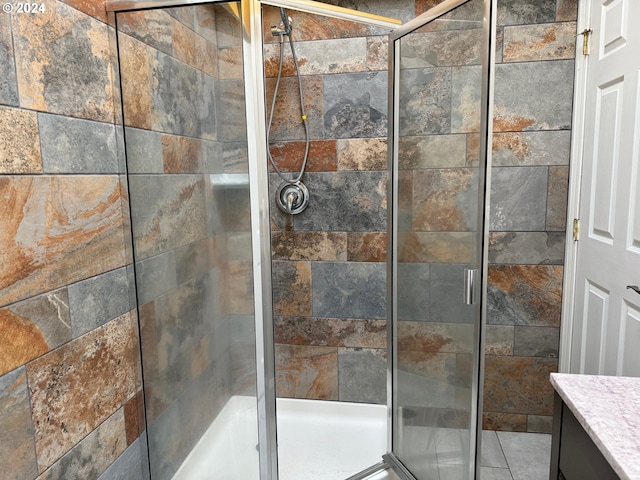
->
xmin=267 ymin=0 xmax=577 ymax=433
xmin=0 ymin=1 xmax=147 ymax=479
xmin=116 ymin=5 xmax=254 ymax=480
xmin=394 ymin=0 xmax=485 ymax=433
xmin=483 ymin=0 xmax=577 ymax=433
xmin=264 ymin=4 xmax=398 ymax=404
xmin=0 ymin=1 xmax=579 ymax=476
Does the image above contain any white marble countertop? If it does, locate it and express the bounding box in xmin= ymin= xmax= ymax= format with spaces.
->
xmin=550 ymin=373 xmax=640 ymax=480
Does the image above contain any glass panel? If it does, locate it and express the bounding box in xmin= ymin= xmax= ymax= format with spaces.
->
xmin=393 ymin=1 xmax=486 ymax=479
xmin=116 ymin=4 xmax=259 ymax=480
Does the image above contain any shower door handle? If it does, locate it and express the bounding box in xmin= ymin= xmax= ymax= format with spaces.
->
xmin=464 ymin=269 xmax=479 ymax=305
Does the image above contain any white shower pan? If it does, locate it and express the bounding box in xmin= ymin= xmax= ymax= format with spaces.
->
xmin=172 ymin=395 xmax=388 ymax=480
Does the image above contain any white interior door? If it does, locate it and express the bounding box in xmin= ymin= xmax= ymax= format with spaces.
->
xmin=571 ymin=0 xmax=640 ymax=376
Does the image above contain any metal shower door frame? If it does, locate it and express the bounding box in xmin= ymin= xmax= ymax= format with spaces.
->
xmin=385 ymin=0 xmax=496 ymax=479
xmin=107 ymin=1 xmax=401 ymax=479
xmin=244 ymin=2 xmax=400 ymax=478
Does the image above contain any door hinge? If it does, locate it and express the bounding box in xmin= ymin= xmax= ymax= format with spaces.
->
xmin=573 ymin=218 xmax=580 ymax=241
xmin=578 ymin=28 xmax=592 ymax=55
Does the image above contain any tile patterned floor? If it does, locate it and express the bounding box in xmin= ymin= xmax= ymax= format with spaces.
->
xmin=370 ymin=430 xmax=552 ymax=480
xmin=480 ymin=431 xmax=552 ymax=480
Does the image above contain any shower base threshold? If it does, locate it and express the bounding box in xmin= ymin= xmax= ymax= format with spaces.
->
xmin=172 ymin=395 xmax=388 ymax=480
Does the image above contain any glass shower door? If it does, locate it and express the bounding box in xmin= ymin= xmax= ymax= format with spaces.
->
xmin=116 ymin=4 xmax=260 ymax=479
xmin=386 ymin=0 xmax=493 ymax=479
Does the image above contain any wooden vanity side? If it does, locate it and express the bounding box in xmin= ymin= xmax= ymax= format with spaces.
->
xmin=550 ymin=392 xmax=563 ymax=480
xmin=550 ymin=391 xmax=620 ymax=480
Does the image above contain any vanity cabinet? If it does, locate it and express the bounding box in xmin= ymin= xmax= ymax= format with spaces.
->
xmin=549 ymin=373 xmax=640 ymax=480
xmin=550 ymin=393 xmax=619 ymax=480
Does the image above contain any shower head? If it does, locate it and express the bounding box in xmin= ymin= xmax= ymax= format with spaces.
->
xmin=271 ymin=7 xmax=293 ymax=37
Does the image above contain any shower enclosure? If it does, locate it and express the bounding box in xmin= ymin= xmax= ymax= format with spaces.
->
xmin=108 ymin=0 xmax=494 ymax=478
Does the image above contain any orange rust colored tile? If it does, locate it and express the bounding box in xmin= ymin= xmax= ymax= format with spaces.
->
xmin=347 ymin=232 xmax=387 ymax=262
xmin=62 ymin=0 xmax=109 ymax=24
xmin=0 ymin=309 xmax=49 ymax=376
xmin=162 ymin=134 xmax=202 ymax=173
xmin=492 ymin=132 xmax=531 ymax=161
xmin=268 ymin=140 xmax=337 ymax=172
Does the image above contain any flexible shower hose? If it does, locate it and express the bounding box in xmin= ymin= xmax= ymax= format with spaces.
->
xmin=266 ymin=18 xmax=311 ymax=184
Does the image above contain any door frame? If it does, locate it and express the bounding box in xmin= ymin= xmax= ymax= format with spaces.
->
xmin=385 ymin=0 xmax=496 ymax=478
xmin=558 ymin=0 xmax=591 ymax=374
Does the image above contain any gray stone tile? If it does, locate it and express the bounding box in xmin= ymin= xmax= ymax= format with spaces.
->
xmin=489 ymin=167 xmax=548 ymax=231
xmin=222 ymin=141 xmax=249 ymax=173
xmin=514 ymin=326 xmax=559 ymax=358
xmin=481 ymin=430 xmax=509 ymax=468
xmin=492 ymin=131 xmax=571 ymax=166
xmin=488 ymin=232 xmax=565 ymax=265
xmin=220 ymin=188 xmax=251 ymax=232
xmin=202 ymin=140 xmax=224 ymax=174
xmin=152 ymin=53 xmax=217 ymax=139
xmin=546 ymin=166 xmax=569 ymax=232
xmin=495 ymin=27 xmax=504 ymax=64
xmin=147 ymin=402 xmax=183 ymax=480
xmin=419 ymin=0 xmax=483 ymax=30
xmin=324 ymin=72 xmax=388 ymax=138
xmin=494 ymin=61 xmax=574 ymax=132
xmin=429 ymin=263 xmax=476 ymax=324
xmin=527 ymin=415 xmax=552 ymax=434
xmin=13 ymin=5 xmax=114 ymax=122
xmin=175 ymin=239 xmax=211 ymax=285
xmin=399 ymin=67 xmax=451 ymax=136
xmin=153 ymin=272 xmax=222 ymax=370
xmin=452 ymin=65 xmax=483 ymax=133
xmin=37 ymin=408 xmax=127 ymax=480
xmin=231 ymin=341 xmax=257 ymax=396
xmin=0 ymin=367 xmax=37 ymax=480
xmin=215 ymin=6 xmax=242 ymax=48
xmin=312 ymin=262 xmax=386 ymax=319
xmin=117 ymin=9 xmax=174 ymax=56
xmin=0 ymin=15 xmax=18 ymax=107
xmin=124 ymin=127 xmax=163 ymax=174
xmin=39 ymin=113 xmax=120 ymax=174
xmin=496 ymin=0 xmax=556 ymax=26
xmin=292 ymin=171 xmax=387 ymax=232
xmin=331 ymin=0 xmax=415 ymax=36
xmin=135 ymin=251 xmax=177 ymax=305
xmin=69 ymin=268 xmax=132 ymax=338
xmin=230 ymin=314 xmax=256 ymax=344
xmin=264 ymin=37 xmax=367 ymax=76
xmin=128 ymin=174 xmax=208 ymax=259
xmin=400 ymin=28 xmax=484 ymax=68
xmin=166 ymin=7 xmax=196 ymax=29
xmin=217 ymin=79 xmax=246 ymax=142
xmin=497 ymin=431 xmax=551 ymax=480
xmin=338 ymin=347 xmax=386 ymax=404
xmin=484 ymin=325 xmax=514 ymax=355
xmin=556 ymin=0 xmax=578 ymax=22
xmin=116 ymin=126 xmax=126 ymax=174
xmin=399 ymin=134 xmax=467 ymax=169
xmin=97 ymin=437 xmax=147 ymax=480
xmin=397 ymin=263 xmax=430 ymax=321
